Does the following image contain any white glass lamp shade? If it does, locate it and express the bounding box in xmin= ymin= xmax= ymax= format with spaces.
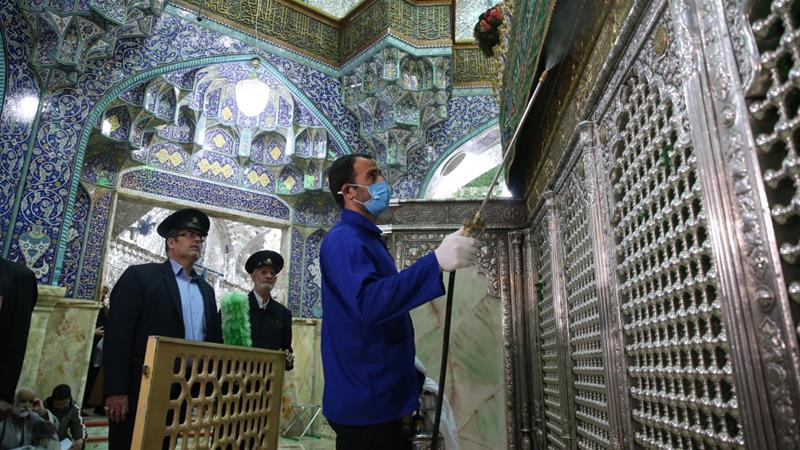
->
xmin=235 ymin=78 xmax=270 ymax=117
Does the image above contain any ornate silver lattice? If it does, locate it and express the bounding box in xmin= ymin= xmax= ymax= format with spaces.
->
xmin=558 ymin=172 xmax=611 ymax=449
xmin=609 ymin=73 xmax=743 ymax=447
xmin=748 ymin=0 xmax=800 ymax=339
xmin=531 ymin=218 xmax=567 ymax=449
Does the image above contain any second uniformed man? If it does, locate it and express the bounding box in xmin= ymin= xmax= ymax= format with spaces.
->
xmin=245 ymin=250 xmax=294 ymax=370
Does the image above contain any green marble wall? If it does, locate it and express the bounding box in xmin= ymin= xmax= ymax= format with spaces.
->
xmin=412 ymin=268 xmax=507 ymax=450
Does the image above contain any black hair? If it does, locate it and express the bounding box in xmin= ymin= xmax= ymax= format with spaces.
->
xmin=328 ymin=153 xmax=373 ymax=208
xmin=52 ymin=384 xmax=71 ymax=400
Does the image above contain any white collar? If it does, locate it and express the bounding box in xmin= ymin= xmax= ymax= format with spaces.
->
xmin=253 ymin=290 xmax=270 ymax=309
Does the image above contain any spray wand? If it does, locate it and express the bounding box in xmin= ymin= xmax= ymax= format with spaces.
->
xmin=429 ymin=68 xmax=550 ymax=450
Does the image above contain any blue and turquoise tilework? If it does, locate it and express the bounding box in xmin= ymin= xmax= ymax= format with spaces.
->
xmin=120 ymin=81 xmax=147 ymax=105
xmin=251 ymin=133 xmax=286 ymax=165
xmin=277 ymin=165 xmax=305 ymax=195
xmin=302 ymin=229 xmax=325 ymax=318
xmin=0 ymin=0 xmax=38 ymax=255
xmin=157 ymin=111 xmax=194 ymax=143
xmin=293 ymin=101 xmax=322 ymax=127
xmin=147 ymin=142 xmax=191 ymax=172
xmin=81 ymin=153 xmax=118 ymax=187
xmin=390 ymin=95 xmax=499 ymax=198
xmin=192 ymin=150 xmax=240 ymax=184
xmin=205 ymin=128 xmax=236 ymax=156
xmin=164 ymin=67 xmax=199 ymax=91
xmin=61 ymin=186 xmax=89 ymax=297
xmin=278 ymin=97 xmax=293 ymax=128
xmin=105 ymin=105 xmax=133 ymax=142
xmin=294 ymin=196 xmax=338 ymax=227
xmin=76 ymin=190 xmax=113 ymax=299
xmin=242 ymin=164 xmax=276 ymax=193
xmin=303 ymin=161 xmax=322 ymax=191
xmin=1 ymin=0 xmax=499 ymax=316
xmin=120 ymin=168 xmax=291 ymax=220
xmin=288 ymin=227 xmax=304 ymax=316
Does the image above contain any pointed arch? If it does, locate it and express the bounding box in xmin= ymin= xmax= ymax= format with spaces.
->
xmin=56 ymin=53 xmax=353 ymax=277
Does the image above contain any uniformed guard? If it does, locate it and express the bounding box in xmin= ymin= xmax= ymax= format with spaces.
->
xmin=104 ymin=208 xmax=222 ymax=450
xmin=245 ymin=250 xmax=294 ymax=371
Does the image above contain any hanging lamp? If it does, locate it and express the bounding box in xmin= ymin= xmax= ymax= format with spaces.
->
xmin=235 ymin=0 xmax=270 ymax=117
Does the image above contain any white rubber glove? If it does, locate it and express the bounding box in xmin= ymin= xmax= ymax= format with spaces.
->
xmin=434 ymin=227 xmax=481 ymax=272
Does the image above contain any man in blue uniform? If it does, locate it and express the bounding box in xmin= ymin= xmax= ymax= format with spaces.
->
xmin=244 ymin=250 xmax=294 ymax=370
xmin=103 ymin=208 xmax=222 ymax=450
xmin=320 ymin=154 xmax=480 ymax=449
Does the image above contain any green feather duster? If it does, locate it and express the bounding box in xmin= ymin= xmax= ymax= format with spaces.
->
xmin=221 ymin=291 xmax=252 ymax=347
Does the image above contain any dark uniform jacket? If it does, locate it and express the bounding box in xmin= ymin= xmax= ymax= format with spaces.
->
xmin=248 ymin=291 xmax=292 ymax=357
xmin=0 ymin=258 xmax=37 ymax=403
xmin=103 ymin=260 xmax=222 ymax=405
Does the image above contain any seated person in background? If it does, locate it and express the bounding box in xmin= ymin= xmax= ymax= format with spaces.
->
xmin=44 ymin=385 xmax=85 ymax=450
xmin=0 ymin=387 xmax=58 ymax=450
xmin=30 ymin=419 xmax=60 ymax=450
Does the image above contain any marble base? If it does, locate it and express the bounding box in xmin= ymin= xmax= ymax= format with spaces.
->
xmin=411 ymin=267 xmax=508 ymax=450
xmin=18 ymin=286 xmax=101 ymax=405
xmin=280 ymin=319 xmax=333 ymax=438
xmin=17 ymin=286 xmax=61 ymax=394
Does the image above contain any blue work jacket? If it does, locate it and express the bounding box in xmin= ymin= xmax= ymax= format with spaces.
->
xmin=320 ymin=209 xmax=445 ymax=425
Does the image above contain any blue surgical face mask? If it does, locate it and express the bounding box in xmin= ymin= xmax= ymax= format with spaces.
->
xmin=349 ymin=180 xmax=391 ymax=217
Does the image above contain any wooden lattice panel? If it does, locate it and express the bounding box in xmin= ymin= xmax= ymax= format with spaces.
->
xmin=132 ymin=337 xmax=285 ymax=450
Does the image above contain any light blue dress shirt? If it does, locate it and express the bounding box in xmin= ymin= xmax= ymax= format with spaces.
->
xmin=170 ymin=259 xmax=205 ymax=341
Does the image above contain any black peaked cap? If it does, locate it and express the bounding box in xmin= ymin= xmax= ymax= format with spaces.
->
xmin=245 ymin=250 xmax=284 ymax=274
xmin=157 ymin=208 xmax=210 ymax=238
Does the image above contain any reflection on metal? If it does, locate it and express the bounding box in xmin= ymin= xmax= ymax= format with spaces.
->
xmin=556 ymin=166 xmax=610 ymax=448
xmin=103 ymin=202 xmax=284 ymax=304
xmin=132 ymin=336 xmax=285 ymax=449
xmin=748 ymin=0 xmax=800 ymax=338
xmin=611 ymin=71 xmax=741 ymax=447
xmin=530 ymin=197 xmax=570 ymax=449
xmin=498 ymin=0 xmax=800 ymax=449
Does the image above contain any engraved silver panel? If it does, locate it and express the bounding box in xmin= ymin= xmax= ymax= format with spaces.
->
xmin=594 ymin=4 xmax=744 ymax=445
xmin=556 ymin=169 xmax=611 ymax=449
xmin=747 ymin=0 xmax=800 ymax=342
xmin=530 ymin=209 xmax=568 ymax=449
